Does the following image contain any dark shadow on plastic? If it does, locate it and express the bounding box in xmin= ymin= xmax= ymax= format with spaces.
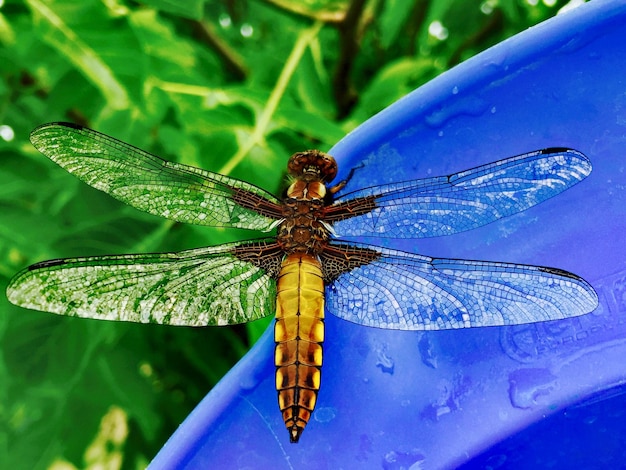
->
xmin=461 ymin=385 xmax=626 ymax=469
xmin=151 ymin=2 xmax=626 ymax=469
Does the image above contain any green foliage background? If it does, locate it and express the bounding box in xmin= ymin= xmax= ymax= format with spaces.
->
xmin=0 ymin=0 xmax=578 ymax=467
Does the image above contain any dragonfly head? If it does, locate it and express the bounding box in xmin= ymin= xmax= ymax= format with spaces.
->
xmin=288 ymin=150 xmax=337 ymax=183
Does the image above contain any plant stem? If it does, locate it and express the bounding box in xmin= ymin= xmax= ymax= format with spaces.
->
xmin=219 ymin=20 xmax=324 ymax=175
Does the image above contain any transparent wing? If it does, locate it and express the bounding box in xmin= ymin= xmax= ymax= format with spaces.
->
xmin=330 ymin=148 xmax=591 ymax=238
xmin=325 ymin=243 xmax=598 ymax=330
xmin=30 ymin=123 xmax=283 ymax=231
xmin=6 ymin=241 xmax=283 ymax=326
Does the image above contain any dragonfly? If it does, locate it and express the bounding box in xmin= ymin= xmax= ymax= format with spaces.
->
xmin=7 ymin=122 xmax=598 ymax=443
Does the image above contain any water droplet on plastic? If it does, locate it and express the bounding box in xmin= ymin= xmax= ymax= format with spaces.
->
xmin=375 ymin=343 xmax=395 ymax=374
xmin=583 ymin=415 xmax=598 ymax=425
xmin=314 ymin=406 xmax=336 ymax=423
xmin=508 ymin=368 xmax=558 ymax=409
xmin=383 ymin=450 xmax=426 ymax=470
xmin=424 ymin=95 xmax=489 ymax=129
xmin=418 ymin=334 xmax=437 ymax=369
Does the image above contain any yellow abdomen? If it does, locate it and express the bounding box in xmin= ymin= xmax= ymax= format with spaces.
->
xmin=275 ymin=253 xmax=324 ymax=443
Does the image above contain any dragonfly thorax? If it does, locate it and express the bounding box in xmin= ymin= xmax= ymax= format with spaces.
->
xmin=277 ymin=180 xmax=331 ymax=255
xmin=286 ymin=179 xmax=327 ymax=200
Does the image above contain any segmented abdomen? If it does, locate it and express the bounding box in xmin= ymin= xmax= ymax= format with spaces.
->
xmin=275 ymin=253 xmax=324 ymax=443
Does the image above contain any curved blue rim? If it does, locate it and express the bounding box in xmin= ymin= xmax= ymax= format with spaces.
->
xmin=151 ymin=2 xmax=626 ymax=469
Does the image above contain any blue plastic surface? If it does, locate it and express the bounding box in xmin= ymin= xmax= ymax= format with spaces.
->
xmin=151 ymin=2 xmax=626 ymax=469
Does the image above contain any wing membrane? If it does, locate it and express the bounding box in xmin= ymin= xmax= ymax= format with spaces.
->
xmin=30 ymin=123 xmax=283 ymax=231
xmin=330 ymin=148 xmax=591 ymax=238
xmin=6 ymin=241 xmax=283 ymax=326
xmin=325 ymin=243 xmax=598 ymax=330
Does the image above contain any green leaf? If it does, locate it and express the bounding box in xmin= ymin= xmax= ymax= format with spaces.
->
xmin=378 ymin=0 xmax=418 ymax=49
xmin=275 ymin=107 xmax=346 ymax=147
xmin=351 ymin=57 xmax=441 ymax=123
xmin=27 ymin=0 xmax=130 ymax=110
xmin=142 ymin=0 xmax=205 ymax=20
xmin=129 ymin=9 xmax=198 ymax=75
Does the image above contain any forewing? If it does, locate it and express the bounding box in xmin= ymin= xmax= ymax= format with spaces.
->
xmin=329 ymin=148 xmax=591 ymax=238
xmin=30 ymin=123 xmax=283 ymax=231
xmin=6 ymin=241 xmax=283 ymax=326
xmin=324 ymin=243 xmax=598 ymax=330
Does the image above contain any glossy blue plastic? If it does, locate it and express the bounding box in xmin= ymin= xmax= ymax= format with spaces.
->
xmin=151 ymin=2 xmax=626 ymax=469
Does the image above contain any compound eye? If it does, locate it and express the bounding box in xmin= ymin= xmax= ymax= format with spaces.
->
xmin=287 ymin=150 xmax=337 ymax=183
